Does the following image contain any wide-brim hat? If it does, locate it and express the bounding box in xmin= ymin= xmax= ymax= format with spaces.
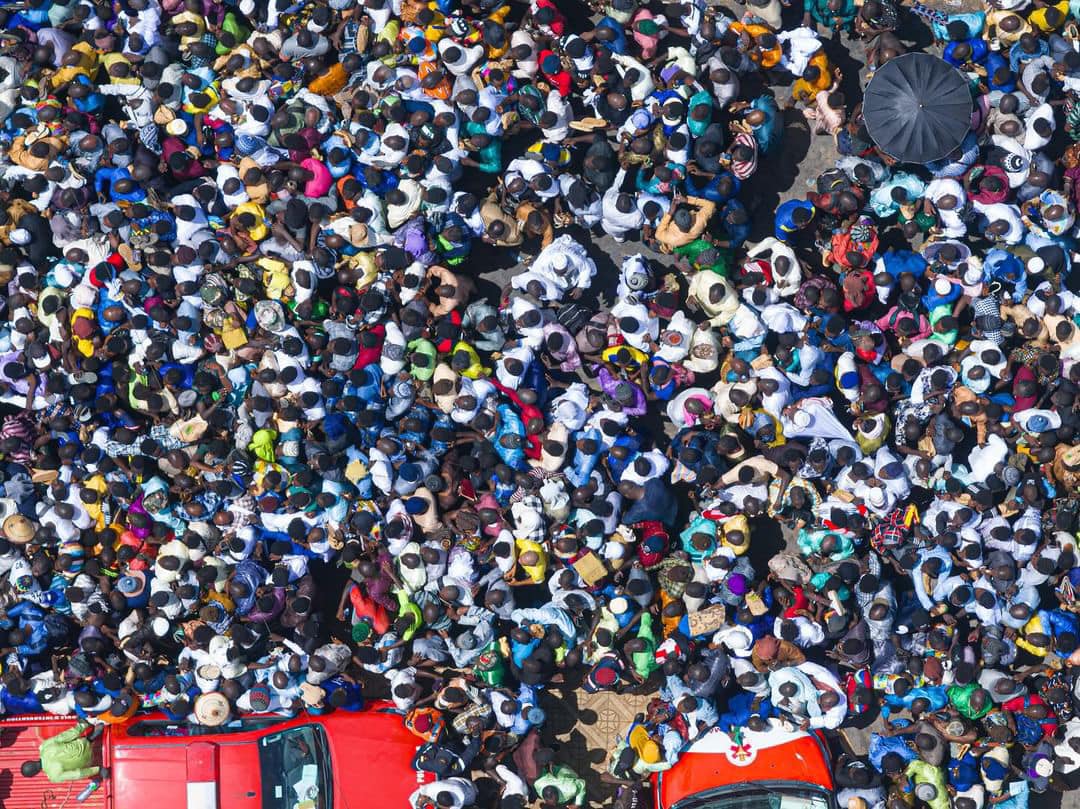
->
xmin=254 ymin=300 xmax=287 ymax=334
xmin=117 ymin=570 xmax=147 ymax=598
xmin=3 ymin=514 xmax=35 ymax=544
xmin=194 ymin=692 xmax=231 ymax=727
xmin=1019 ymin=410 xmax=1061 ymax=433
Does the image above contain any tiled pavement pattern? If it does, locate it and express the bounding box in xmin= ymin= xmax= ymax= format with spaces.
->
xmin=540 ymin=685 xmax=654 ymax=807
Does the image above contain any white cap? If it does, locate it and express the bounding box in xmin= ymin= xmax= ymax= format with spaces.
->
xmin=53 ymin=265 xmax=75 ymax=288
xmin=934 ymin=277 xmax=952 ymax=295
xmin=1027 ymin=256 xmax=1045 ymax=274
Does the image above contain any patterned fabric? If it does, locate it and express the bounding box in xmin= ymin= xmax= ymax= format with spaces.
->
xmin=0 ymin=413 xmax=36 ymax=465
xmin=105 ymin=424 xmax=184 ymax=458
xmin=870 ymin=509 xmax=907 ymax=555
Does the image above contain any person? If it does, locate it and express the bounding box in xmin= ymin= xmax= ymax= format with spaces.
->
xmin=20 ymin=720 xmax=104 ymax=784
xmin=0 ymin=0 xmax=1074 ymax=807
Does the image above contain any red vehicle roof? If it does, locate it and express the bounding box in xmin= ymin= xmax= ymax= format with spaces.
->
xmin=0 ymin=702 xmax=427 ymax=809
xmin=654 ymin=727 xmax=834 ymax=809
xmin=0 ymin=715 xmax=112 ymax=809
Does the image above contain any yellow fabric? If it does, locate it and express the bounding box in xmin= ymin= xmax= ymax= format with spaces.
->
xmin=629 ymin=725 xmax=662 ymax=763
xmin=450 ymin=341 xmax=487 ymax=379
xmin=71 ymin=308 xmax=96 ymax=357
xmin=259 ymin=257 xmax=292 ymax=301
xmin=515 ymin=538 xmax=548 ymax=583
xmin=231 ymin=201 xmax=269 ymax=241
xmin=1029 ymin=0 xmax=1068 ymax=32
xmin=249 ymin=429 xmax=277 ymax=463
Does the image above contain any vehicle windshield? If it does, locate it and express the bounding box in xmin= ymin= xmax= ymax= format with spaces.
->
xmin=259 ymin=724 xmax=333 ymax=809
xmin=676 ymin=783 xmax=833 ymax=809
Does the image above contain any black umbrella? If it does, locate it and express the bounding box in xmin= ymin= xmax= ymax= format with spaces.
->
xmin=862 ymin=53 xmax=972 ymax=164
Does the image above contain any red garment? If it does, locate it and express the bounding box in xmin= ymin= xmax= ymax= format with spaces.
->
xmin=533 ymin=0 xmax=567 ymax=34
xmin=857 ymin=363 xmax=889 ymax=412
xmin=119 ymin=529 xmax=156 ymax=570
xmin=636 ymin=521 xmax=668 ymax=568
xmin=841 ymin=269 xmax=876 ymax=312
xmin=433 ymin=310 xmax=463 ymax=354
xmin=349 ymin=583 xmax=391 ymax=634
xmin=161 ymin=136 xmax=207 ymax=180
xmin=830 ymin=229 xmax=878 ymax=270
xmin=740 ymin=258 xmax=773 ymax=286
xmin=87 ymin=253 xmax=125 ymax=286
xmin=1002 ymin=694 xmax=1057 ymax=738
xmin=782 ymin=585 xmax=810 ymax=619
xmin=489 ymin=378 xmax=543 ymax=459
xmin=1013 ymin=364 xmax=1038 ymax=412
xmin=354 ymin=323 xmax=385 ymax=368
xmin=966 ymin=165 xmax=1010 ymax=205
xmin=536 ymin=49 xmax=572 ymax=96
xmin=1067 ymin=166 xmax=1080 ymax=209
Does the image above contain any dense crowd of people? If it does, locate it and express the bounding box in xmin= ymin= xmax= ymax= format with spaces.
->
xmin=0 ymin=0 xmax=1076 ymax=806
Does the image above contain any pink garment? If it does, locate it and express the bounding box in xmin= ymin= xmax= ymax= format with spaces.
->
xmin=476 ymin=493 xmax=506 ymax=537
xmin=681 ymin=393 xmax=713 ymax=426
xmin=542 ymin=322 xmax=582 ymax=372
xmin=630 ymin=9 xmax=662 ymax=60
xmin=1013 ymin=364 xmax=1038 ymax=413
xmin=804 ymin=90 xmax=845 ymax=136
xmin=301 ymin=158 xmax=333 ymax=198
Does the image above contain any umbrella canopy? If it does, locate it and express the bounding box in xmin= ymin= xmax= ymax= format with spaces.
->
xmin=862 ymin=53 xmax=972 ymax=164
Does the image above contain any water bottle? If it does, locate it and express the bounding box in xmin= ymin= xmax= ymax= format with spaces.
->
xmin=76 ymin=780 xmax=101 ymax=802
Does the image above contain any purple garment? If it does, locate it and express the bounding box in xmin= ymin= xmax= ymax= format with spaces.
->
xmin=246 ymin=586 xmax=285 ymax=622
xmin=394 ymin=216 xmax=436 ymax=265
xmin=367 ymin=549 xmax=398 ymax=611
xmin=660 ymin=64 xmax=683 ymax=84
xmin=78 ymin=624 xmax=105 ymax=651
xmin=595 ymin=366 xmax=648 ymax=416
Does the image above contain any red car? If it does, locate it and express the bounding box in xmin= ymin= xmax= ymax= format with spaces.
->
xmin=0 ymin=701 xmax=429 ymax=809
xmin=653 ymin=725 xmax=836 ymax=809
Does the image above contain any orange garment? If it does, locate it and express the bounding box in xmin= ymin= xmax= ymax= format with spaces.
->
xmin=791 ymin=50 xmax=833 ymax=104
xmin=349 ymin=584 xmax=392 ymax=634
xmin=730 ymin=22 xmax=782 ymax=69
xmin=419 ymin=60 xmax=452 ymax=99
xmin=100 ymin=696 xmax=140 ymax=724
xmin=335 ymin=176 xmax=358 ymax=211
xmin=660 ymin=591 xmax=682 ymax=637
xmin=309 ymin=62 xmax=348 ymax=96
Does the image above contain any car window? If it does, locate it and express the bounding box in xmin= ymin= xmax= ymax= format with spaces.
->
xmin=259 ymin=724 xmax=332 ymax=809
xmin=126 ymin=717 xmax=285 ymax=737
